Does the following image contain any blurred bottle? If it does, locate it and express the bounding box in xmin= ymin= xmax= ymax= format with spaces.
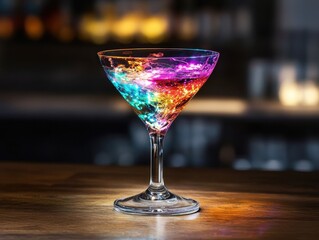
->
xmin=264 ymin=138 xmax=287 ymax=171
xmin=219 ymin=144 xmax=235 ymax=167
xmin=233 ymin=158 xmax=251 ymax=170
xmin=292 ymin=137 xmax=314 ymax=172
xmin=139 ymin=0 xmax=170 ymax=43
xmin=249 ymin=137 xmax=266 ymax=169
xmin=168 ymin=118 xmax=190 ymax=167
xmin=287 ymin=140 xmax=305 ymax=170
xmin=46 ymin=0 xmax=75 ymax=43
xmin=248 ymin=60 xmax=268 ymax=101
xmin=219 ymin=11 xmax=232 ymax=42
xmin=293 ymin=159 xmax=313 ymax=172
xmin=190 ymin=118 xmax=221 ymax=167
xmin=78 ymin=0 xmax=112 ymax=44
xmin=190 ymin=119 xmax=208 ymax=167
xmin=24 ymin=0 xmax=46 ymax=40
xmin=278 ymin=63 xmax=302 ymax=106
xmin=94 ymin=135 xmax=135 ymax=166
xmin=302 ymin=80 xmax=319 ymax=106
xmin=129 ymin=120 xmax=149 ymax=165
xmin=177 ymin=12 xmax=199 ymax=42
xmin=302 ymin=64 xmax=319 ymax=106
xmin=0 ymin=0 xmax=16 ymax=39
xmin=234 ymin=6 xmax=252 ymax=40
xmin=305 ymin=139 xmax=319 ymax=170
xmin=197 ymin=7 xmax=214 ymax=46
xmin=111 ymin=0 xmax=141 ymax=43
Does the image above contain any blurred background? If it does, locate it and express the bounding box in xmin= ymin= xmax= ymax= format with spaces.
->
xmin=0 ymin=0 xmax=319 ymax=171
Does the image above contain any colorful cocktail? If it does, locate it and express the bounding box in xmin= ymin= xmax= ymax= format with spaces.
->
xmin=98 ymin=48 xmax=219 ymax=215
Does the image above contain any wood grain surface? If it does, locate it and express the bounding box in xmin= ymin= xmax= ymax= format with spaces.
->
xmin=0 ymin=162 xmax=319 ymax=239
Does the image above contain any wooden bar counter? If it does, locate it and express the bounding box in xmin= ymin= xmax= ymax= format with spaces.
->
xmin=0 ymin=162 xmax=319 ymax=239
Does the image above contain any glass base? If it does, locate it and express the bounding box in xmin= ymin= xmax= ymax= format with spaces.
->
xmin=114 ymin=187 xmax=199 ymax=216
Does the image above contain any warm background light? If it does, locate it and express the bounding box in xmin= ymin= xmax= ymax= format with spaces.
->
xmin=24 ymin=15 xmax=44 ymax=40
xmin=178 ymin=15 xmax=198 ymax=41
xmin=302 ymin=81 xmax=319 ymax=106
xmin=79 ymin=15 xmax=110 ymax=44
xmin=279 ymin=80 xmax=302 ymax=106
xmin=112 ymin=13 xmax=140 ymax=43
xmin=0 ymin=17 xmax=14 ymax=39
xmin=139 ymin=15 xmax=169 ymax=43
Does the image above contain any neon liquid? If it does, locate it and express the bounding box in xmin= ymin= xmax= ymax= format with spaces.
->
xmin=104 ymin=57 xmax=215 ymax=133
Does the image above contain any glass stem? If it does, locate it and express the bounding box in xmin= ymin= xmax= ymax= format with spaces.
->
xmin=149 ymin=132 xmax=165 ymax=189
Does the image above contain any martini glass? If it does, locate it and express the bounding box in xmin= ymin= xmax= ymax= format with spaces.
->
xmin=98 ymin=48 xmax=219 ymax=215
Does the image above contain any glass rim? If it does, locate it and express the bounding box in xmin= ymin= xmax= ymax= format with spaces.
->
xmin=97 ymin=48 xmax=220 ymax=60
